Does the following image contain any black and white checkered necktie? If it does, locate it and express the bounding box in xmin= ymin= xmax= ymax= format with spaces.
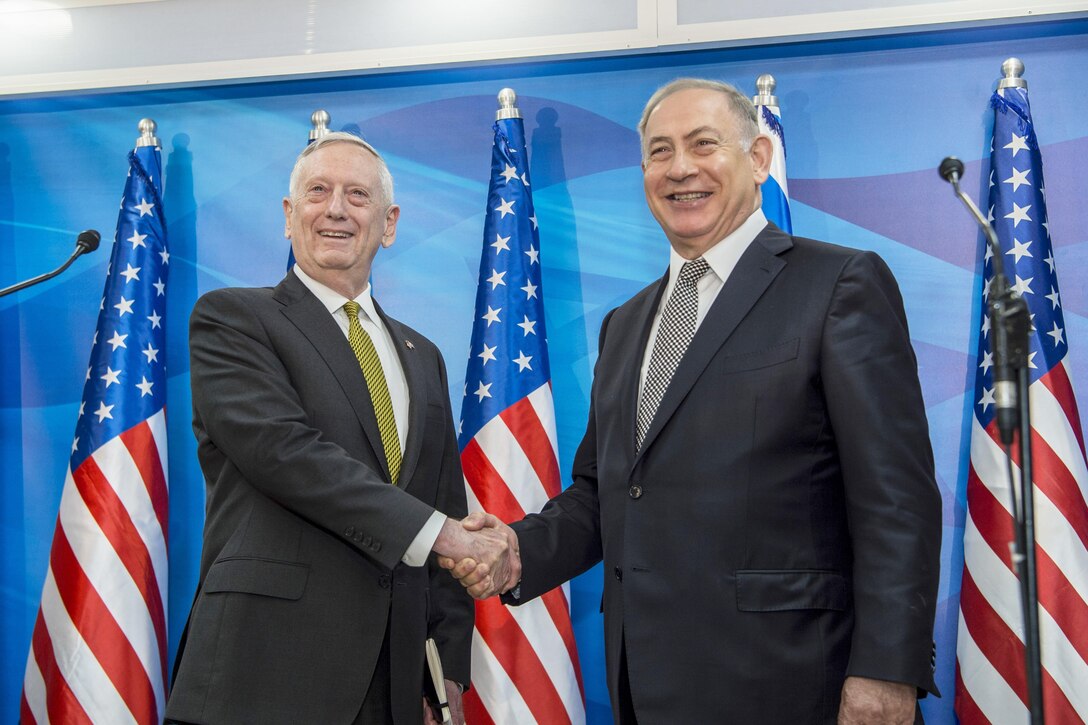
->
xmin=636 ymin=257 xmax=710 ymax=450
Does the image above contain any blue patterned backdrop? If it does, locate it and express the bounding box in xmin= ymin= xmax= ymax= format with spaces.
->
xmin=3 ymin=18 xmax=1088 ymax=723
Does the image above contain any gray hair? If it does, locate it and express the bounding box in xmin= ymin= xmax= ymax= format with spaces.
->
xmin=637 ymin=78 xmax=759 ymax=159
xmin=288 ymin=131 xmax=395 ymax=207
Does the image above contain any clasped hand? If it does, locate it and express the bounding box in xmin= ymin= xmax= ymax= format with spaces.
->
xmin=436 ymin=512 xmax=520 ymax=599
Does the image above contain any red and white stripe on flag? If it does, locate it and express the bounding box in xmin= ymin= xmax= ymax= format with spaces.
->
xmin=21 ymin=410 xmax=169 ymax=724
xmin=461 ymin=384 xmax=586 ymax=724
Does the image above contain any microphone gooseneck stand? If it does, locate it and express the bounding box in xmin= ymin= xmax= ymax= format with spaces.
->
xmin=941 ymin=156 xmax=1044 ymax=724
xmin=0 ymin=230 xmax=101 ymax=298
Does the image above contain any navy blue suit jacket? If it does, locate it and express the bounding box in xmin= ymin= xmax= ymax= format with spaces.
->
xmin=510 ymin=224 xmax=941 ymax=723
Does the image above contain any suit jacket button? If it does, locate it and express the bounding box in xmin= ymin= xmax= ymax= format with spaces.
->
xmin=345 ymin=526 xmax=355 ymax=537
xmin=373 ymin=541 xmax=381 ymax=552
xmin=629 ymin=484 xmax=642 ymax=499
xmin=353 ymin=532 xmax=363 ymax=542
xmin=363 ymin=536 xmax=372 ymax=546
xmin=379 ymin=575 xmax=391 ymax=590
xmin=614 ymin=566 xmax=623 ymax=581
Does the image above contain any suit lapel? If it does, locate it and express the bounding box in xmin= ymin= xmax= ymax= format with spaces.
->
xmin=617 ymin=273 xmax=669 ymax=461
xmin=374 ymin=300 xmax=428 ymax=492
xmin=275 ymin=273 xmax=392 ymax=481
xmin=634 ymin=226 xmax=792 ymax=461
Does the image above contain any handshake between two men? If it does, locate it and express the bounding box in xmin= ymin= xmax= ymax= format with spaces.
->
xmin=434 ymin=513 xmax=520 ymax=600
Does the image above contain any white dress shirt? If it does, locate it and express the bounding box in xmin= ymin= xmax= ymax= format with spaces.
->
xmin=293 ymin=265 xmax=444 ymax=566
xmin=637 ymin=209 xmax=768 ymax=405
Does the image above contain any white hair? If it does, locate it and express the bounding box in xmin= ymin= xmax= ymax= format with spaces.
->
xmin=287 ymin=131 xmax=394 ymax=206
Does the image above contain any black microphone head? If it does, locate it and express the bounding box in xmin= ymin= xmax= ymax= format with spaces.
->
xmin=76 ymin=229 xmax=101 ymax=253
xmin=938 ymin=156 xmax=965 ymax=184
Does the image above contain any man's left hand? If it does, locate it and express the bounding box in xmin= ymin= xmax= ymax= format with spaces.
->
xmin=422 ymin=679 xmax=465 ymax=725
xmin=837 ymin=676 xmax=915 ymax=725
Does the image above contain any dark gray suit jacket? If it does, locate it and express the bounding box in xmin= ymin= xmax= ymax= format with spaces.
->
xmin=510 ymin=224 xmax=942 ymax=723
xmin=167 ymin=272 xmax=472 ymax=724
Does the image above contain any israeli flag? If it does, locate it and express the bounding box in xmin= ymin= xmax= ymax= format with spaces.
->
xmin=757 ymin=103 xmax=792 ymax=233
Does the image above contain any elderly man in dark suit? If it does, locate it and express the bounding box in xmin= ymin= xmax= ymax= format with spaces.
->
xmin=445 ymin=78 xmax=942 ymax=724
xmin=167 ymin=132 xmax=517 ymax=725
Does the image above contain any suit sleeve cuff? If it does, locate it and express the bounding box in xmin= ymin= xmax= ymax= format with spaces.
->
xmin=401 ymin=510 xmax=446 ymax=566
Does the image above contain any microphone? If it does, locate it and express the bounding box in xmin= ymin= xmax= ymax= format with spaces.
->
xmin=76 ymin=229 xmax=101 ymax=254
xmin=939 ymin=157 xmax=1022 ymax=444
xmin=0 ymin=229 xmax=102 ymax=298
xmin=938 ymin=156 xmax=964 ymax=184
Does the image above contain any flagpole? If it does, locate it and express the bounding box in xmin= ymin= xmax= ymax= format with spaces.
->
xmin=310 ymin=109 xmax=331 ymax=142
xmin=997 ymin=58 xmax=1045 ymax=725
xmin=458 ymin=87 xmax=586 ymax=724
xmin=287 ymin=110 xmax=332 ymax=270
xmin=955 ymin=55 xmax=1088 ymax=724
xmin=752 ymin=73 xmax=792 ymax=234
xmin=22 ymin=116 xmax=170 ymax=724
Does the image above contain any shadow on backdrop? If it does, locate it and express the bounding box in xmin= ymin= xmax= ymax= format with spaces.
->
xmin=162 ymin=132 xmax=203 ymax=670
xmin=0 ymin=140 xmax=27 ymax=718
xmin=340 ymin=122 xmax=365 ymax=139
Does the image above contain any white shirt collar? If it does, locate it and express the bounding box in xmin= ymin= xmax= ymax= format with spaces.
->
xmin=292 ymin=265 xmax=379 ymax=323
xmin=667 ymin=208 xmax=768 ymax=285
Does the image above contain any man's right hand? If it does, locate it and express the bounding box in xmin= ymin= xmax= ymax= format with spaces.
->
xmin=433 ymin=513 xmax=520 ymax=599
xmin=436 ymin=512 xmax=520 ymax=599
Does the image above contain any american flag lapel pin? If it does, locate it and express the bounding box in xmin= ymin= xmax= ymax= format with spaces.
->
xmin=405 ymin=339 xmax=415 ymax=350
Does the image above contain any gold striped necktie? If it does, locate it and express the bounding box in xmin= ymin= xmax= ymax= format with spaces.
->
xmin=343 ymin=300 xmax=402 ymax=484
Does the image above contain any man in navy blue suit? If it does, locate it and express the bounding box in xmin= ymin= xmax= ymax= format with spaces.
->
xmin=445 ymin=79 xmax=942 ymax=724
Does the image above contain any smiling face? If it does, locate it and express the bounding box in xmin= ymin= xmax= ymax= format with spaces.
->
xmin=283 ymin=141 xmax=399 ymax=299
xmin=641 ymin=88 xmax=771 ymax=259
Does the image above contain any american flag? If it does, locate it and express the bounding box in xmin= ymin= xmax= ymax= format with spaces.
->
xmin=458 ymin=104 xmax=585 ymax=724
xmin=21 ymin=134 xmax=170 ymax=724
xmin=956 ymin=80 xmax=1088 ymax=722
xmin=755 ymin=99 xmax=792 ymax=233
